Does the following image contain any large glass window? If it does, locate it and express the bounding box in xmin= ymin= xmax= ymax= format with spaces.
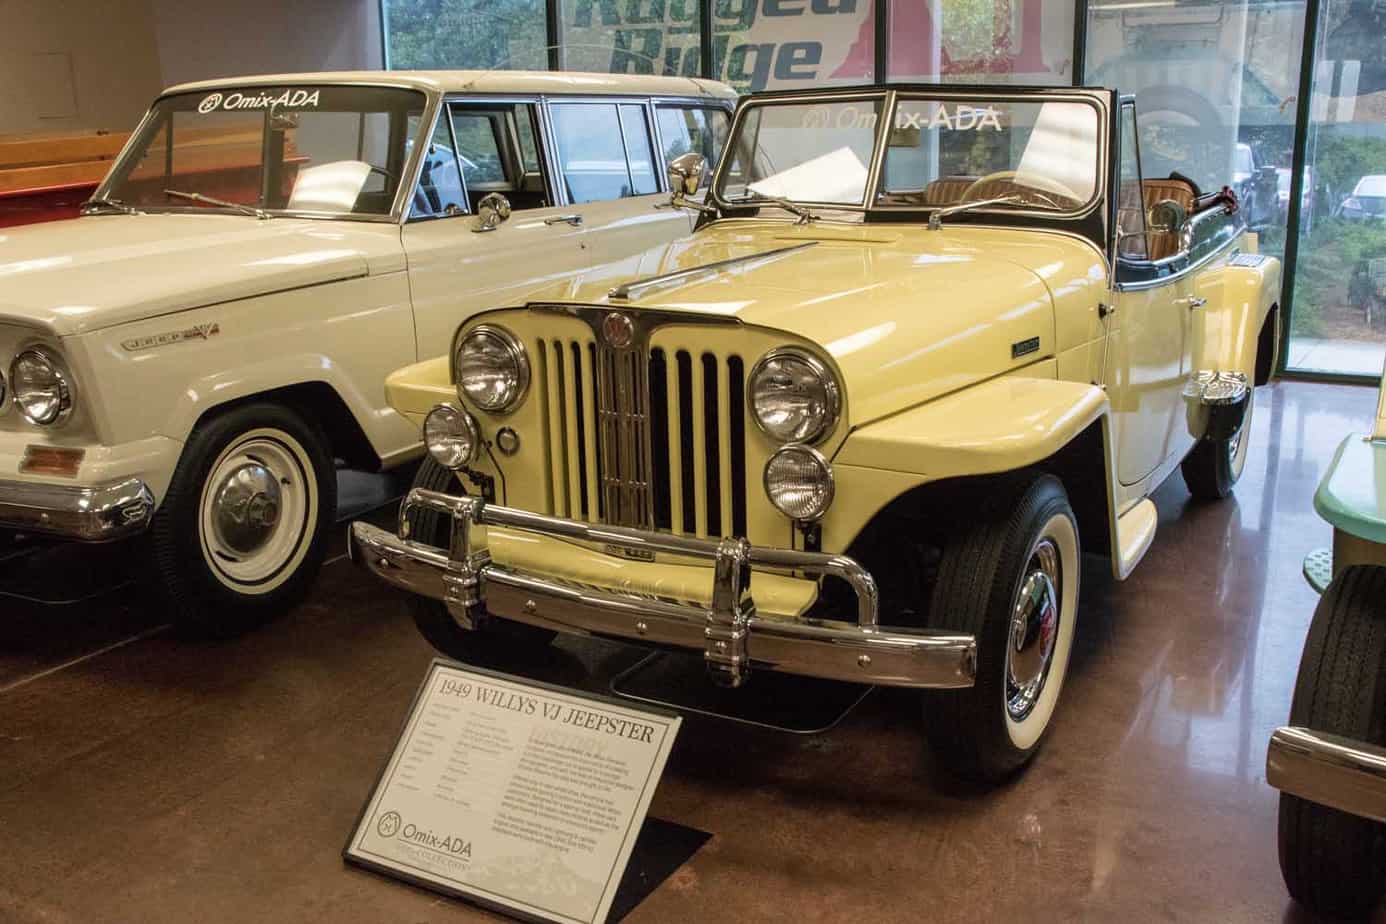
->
xmin=1286 ymin=0 xmax=1386 ymax=375
xmin=383 ymin=0 xmax=546 ymax=69
xmin=559 ymin=0 xmax=702 ymax=75
xmin=888 ymin=0 xmax=1075 ymax=84
xmin=711 ymin=0 xmax=875 ymax=93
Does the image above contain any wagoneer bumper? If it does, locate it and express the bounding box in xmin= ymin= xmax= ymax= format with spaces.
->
xmin=0 ymin=477 xmax=154 ymax=541
xmin=349 ymin=488 xmax=977 ymax=689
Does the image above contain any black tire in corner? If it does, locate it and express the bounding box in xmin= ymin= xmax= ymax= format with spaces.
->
xmin=921 ymin=474 xmax=1081 ymax=782
xmin=1278 ymin=565 xmax=1386 ymax=920
xmin=1182 ymin=389 xmax=1255 ymax=501
xmin=405 ymin=457 xmax=556 ymax=660
xmin=147 ymin=402 xmax=335 ymax=637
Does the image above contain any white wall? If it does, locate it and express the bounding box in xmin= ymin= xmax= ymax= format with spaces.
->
xmin=0 ymin=0 xmax=165 ymax=135
xmin=151 ymin=0 xmax=384 ymax=88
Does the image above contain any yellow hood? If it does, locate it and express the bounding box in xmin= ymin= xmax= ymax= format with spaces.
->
xmin=538 ymin=220 xmax=1105 ymax=425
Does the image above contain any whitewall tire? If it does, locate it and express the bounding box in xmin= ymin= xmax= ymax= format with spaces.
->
xmin=148 ymin=403 xmax=335 ymax=635
xmin=922 ymin=474 xmax=1081 ymax=781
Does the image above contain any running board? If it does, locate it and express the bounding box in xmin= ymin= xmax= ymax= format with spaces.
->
xmin=1114 ymin=499 xmax=1157 ymax=580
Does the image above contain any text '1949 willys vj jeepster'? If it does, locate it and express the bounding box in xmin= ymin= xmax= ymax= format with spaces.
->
xmin=0 ymin=70 xmax=734 ymax=633
xmin=350 ymin=84 xmax=1282 ymax=781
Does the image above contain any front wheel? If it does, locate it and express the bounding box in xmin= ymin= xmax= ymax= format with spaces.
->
xmin=147 ymin=402 xmax=335 ymax=636
xmin=921 ymin=474 xmax=1081 ymax=782
xmin=1278 ymin=565 xmax=1386 ymax=919
xmin=405 ymin=457 xmax=556 ymax=660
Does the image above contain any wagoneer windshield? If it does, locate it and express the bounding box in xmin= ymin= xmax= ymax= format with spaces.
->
xmin=716 ymin=93 xmax=1102 ymax=216
xmin=101 ymin=85 xmax=428 ymax=218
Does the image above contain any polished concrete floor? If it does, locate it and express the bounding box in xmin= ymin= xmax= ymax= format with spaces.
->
xmin=0 ymin=380 xmax=1381 ymax=923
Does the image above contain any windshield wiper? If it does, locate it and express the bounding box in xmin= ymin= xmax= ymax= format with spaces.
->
xmin=80 ymin=196 xmax=138 ymax=215
xmin=728 ymin=193 xmax=818 ymax=225
xmin=163 ymin=188 xmax=271 ymax=219
xmin=928 ymin=195 xmax=1023 ymax=231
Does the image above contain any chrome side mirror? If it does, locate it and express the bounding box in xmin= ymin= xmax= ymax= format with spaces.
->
xmin=1147 ymin=198 xmax=1187 ymax=233
xmin=667 ymin=152 xmax=706 ymax=202
xmin=473 ymin=192 xmax=512 ymax=233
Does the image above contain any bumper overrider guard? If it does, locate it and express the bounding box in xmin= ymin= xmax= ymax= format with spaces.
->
xmin=1267 ymin=726 xmax=1386 ymax=825
xmin=349 ymin=488 xmax=977 ymax=689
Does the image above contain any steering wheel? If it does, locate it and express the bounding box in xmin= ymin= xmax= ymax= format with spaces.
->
xmin=961 ymin=170 xmax=1081 ymax=211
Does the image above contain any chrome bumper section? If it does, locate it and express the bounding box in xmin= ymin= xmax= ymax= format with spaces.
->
xmin=1267 ymin=726 xmax=1386 ymax=824
xmin=0 ymin=477 xmax=154 ymax=541
xmin=350 ymin=488 xmax=977 ymax=690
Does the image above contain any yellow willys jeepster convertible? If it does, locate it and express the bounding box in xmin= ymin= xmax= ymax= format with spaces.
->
xmin=350 ymin=84 xmax=1281 ymax=782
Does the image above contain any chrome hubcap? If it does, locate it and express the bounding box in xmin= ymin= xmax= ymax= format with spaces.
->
xmin=1006 ymin=538 xmax=1061 ymax=722
xmin=211 ymin=461 xmax=283 ymax=555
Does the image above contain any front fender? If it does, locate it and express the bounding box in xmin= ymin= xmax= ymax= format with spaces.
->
xmin=824 ymin=376 xmax=1118 ymax=570
xmin=384 ymin=355 xmax=453 ymax=431
xmin=833 ymin=376 xmax=1109 ymax=477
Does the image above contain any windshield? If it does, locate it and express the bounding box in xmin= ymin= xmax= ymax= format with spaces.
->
xmin=103 ymin=85 xmax=428 ymax=217
xmin=716 ymin=93 xmax=1103 ymax=217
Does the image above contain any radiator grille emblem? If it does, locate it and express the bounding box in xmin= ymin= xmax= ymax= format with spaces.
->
xmin=601 ymin=312 xmax=635 ymax=349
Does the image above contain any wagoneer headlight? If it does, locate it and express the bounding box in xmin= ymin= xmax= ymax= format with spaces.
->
xmin=457 ymin=325 xmax=529 ymax=413
xmin=424 ymin=404 xmax=479 ymax=470
xmin=11 ymin=348 xmax=72 ymax=426
xmin=764 ymin=444 xmax=834 ymax=521
xmin=749 ymin=348 xmax=840 ymax=444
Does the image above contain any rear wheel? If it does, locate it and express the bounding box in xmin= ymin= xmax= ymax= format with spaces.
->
xmin=921 ymin=475 xmax=1081 ymax=781
xmin=405 ymin=457 xmax=555 ymax=660
xmin=1182 ymin=386 xmax=1255 ymax=501
xmin=147 ymin=403 xmax=334 ymax=636
xmin=1278 ymin=565 xmax=1386 ymax=920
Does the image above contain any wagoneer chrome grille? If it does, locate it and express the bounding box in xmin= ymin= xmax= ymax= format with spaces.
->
xmin=532 ymin=311 xmax=747 ymax=539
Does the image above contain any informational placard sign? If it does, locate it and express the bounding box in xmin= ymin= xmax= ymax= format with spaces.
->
xmin=345 ymin=660 xmax=681 ymax=924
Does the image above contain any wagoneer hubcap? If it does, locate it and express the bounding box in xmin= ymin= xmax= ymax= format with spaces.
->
xmin=1006 ymin=538 xmax=1061 ymax=722
xmin=212 ymin=462 xmax=282 ymax=554
xmin=198 ymin=430 xmax=315 ymax=592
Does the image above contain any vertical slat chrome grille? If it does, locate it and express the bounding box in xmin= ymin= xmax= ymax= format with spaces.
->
xmin=533 ymin=320 xmax=746 ymax=538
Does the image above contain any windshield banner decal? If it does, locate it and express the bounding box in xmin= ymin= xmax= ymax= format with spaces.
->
xmin=197 ymin=89 xmax=321 ymax=114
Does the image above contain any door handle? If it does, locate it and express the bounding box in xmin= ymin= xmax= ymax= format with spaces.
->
xmin=1176 ymin=296 xmax=1208 ymax=310
xmin=544 ymin=214 xmax=583 ymax=226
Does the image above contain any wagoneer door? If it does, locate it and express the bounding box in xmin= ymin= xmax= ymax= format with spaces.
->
xmin=403 ymin=99 xmax=594 ymax=354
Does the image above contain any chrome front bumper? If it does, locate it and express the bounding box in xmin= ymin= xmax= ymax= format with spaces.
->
xmin=350 ymin=488 xmax=977 ymax=689
xmin=0 ymin=477 xmax=154 ymax=541
xmin=1267 ymin=726 xmax=1386 ymax=824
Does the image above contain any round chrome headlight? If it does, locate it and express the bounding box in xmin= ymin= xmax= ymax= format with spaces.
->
xmin=11 ymin=348 xmax=72 ymax=426
xmin=764 ymin=444 xmax=834 ymax=521
xmin=457 ymin=325 xmax=529 ymax=413
xmin=749 ymin=348 xmax=840 ymax=444
xmin=424 ymin=405 xmax=480 ymax=470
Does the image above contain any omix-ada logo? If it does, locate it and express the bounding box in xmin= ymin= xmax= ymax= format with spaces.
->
xmin=376 ymin=810 xmax=402 ymax=838
xmin=197 ymin=93 xmax=223 ymax=113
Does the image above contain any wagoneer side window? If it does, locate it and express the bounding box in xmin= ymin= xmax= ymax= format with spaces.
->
xmin=550 ymin=102 xmax=659 ymax=204
xmin=656 ymin=106 xmax=730 ymax=184
xmin=411 ymin=113 xmax=467 ymax=219
xmin=446 ymin=103 xmax=549 ymax=212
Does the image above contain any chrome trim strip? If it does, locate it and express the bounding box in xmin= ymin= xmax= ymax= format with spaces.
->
xmin=608 ymin=242 xmax=818 ymax=301
xmin=0 ymin=477 xmax=154 ymax=542
xmin=1267 ymin=725 xmax=1386 ymax=824
xmin=351 ymin=507 xmax=976 ymax=688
